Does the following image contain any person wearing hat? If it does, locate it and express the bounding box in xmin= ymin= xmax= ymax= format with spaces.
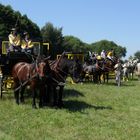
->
xmin=21 ymin=32 xmax=34 ymax=54
xmin=8 ymin=28 xmax=21 ymax=52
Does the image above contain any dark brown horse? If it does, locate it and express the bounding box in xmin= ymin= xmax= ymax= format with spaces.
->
xmin=46 ymin=53 xmax=82 ymax=108
xmin=12 ymin=56 xmax=51 ymax=108
xmin=102 ymin=57 xmax=118 ymax=83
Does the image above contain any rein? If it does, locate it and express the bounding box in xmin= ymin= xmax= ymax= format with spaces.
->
xmin=14 ymin=73 xmax=38 ymax=92
xmin=50 ymin=58 xmax=68 ymax=86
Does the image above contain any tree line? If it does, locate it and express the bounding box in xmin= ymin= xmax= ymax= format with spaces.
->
xmin=1 ymin=3 xmax=137 ymax=60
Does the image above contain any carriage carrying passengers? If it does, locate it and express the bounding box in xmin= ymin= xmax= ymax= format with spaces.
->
xmin=21 ymin=32 xmax=34 ymax=54
xmin=8 ymin=28 xmax=21 ymax=52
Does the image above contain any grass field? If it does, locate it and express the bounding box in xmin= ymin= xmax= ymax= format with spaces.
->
xmin=0 ymin=79 xmax=140 ymax=140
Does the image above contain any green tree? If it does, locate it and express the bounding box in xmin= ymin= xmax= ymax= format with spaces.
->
xmin=134 ymin=51 xmax=140 ymax=60
xmin=90 ymin=40 xmax=127 ymax=58
xmin=41 ymin=22 xmax=64 ymax=59
xmin=0 ymin=3 xmax=41 ymax=41
xmin=63 ymin=35 xmax=89 ymax=53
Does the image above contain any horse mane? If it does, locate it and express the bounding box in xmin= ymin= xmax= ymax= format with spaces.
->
xmin=50 ymin=52 xmax=66 ymax=71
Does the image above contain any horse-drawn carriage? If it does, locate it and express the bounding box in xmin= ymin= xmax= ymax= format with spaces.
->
xmin=0 ymin=40 xmax=41 ymax=97
xmin=0 ymin=42 xmax=82 ymax=108
xmin=57 ymin=52 xmax=84 ymax=63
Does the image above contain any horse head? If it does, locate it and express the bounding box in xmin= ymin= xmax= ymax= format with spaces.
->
xmin=56 ymin=56 xmax=82 ymax=83
xmin=35 ymin=56 xmax=51 ymax=80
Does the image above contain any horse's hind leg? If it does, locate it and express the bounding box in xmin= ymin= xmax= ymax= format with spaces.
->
xmin=14 ymin=90 xmax=19 ymax=105
xmin=13 ymin=82 xmax=20 ymax=105
xmin=20 ymin=86 xmax=25 ymax=103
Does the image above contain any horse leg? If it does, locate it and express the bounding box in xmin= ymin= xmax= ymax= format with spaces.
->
xmin=52 ymin=86 xmax=57 ymax=107
xmin=14 ymin=90 xmax=19 ymax=105
xmin=13 ymin=82 xmax=20 ymax=105
xmin=45 ymin=84 xmax=51 ymax=106
xmin=20 ymin=86 xmax=25 ymax=103
xmin=57 ymin=86 xmax=64 ymax=108
xmin=32 ymin=88 xmax=37 ymax=109
xmin=39 ymin=84 xmax=46 ymax=108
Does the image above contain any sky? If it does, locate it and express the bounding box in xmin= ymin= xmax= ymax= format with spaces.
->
xmin=0 ymin=0 xmax=140 ymax=58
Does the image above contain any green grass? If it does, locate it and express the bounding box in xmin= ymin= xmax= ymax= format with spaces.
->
xmin=0 ymin=80 xmax=140 ymax=140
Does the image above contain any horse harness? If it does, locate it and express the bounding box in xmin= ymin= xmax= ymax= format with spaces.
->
xmin=14 ymin=60 xmax=47 ymax=92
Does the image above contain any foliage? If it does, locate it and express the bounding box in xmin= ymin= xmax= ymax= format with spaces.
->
xmin=0 ymin=3 xmax=41 ymax=41
xmin=0 ymin=80 xmax=140 ymax=140
xmin=41 ymin=22 xmax=64 ymax=59
xmin=63 ymin=35 xmax=89 ymax=53
xmin=90 ymin=40 xmax=127 ymax=58
xmin=62 ymin=38 xmax=126 ymax=58
xmin=134 ymin=50 xmax=140 ymax=61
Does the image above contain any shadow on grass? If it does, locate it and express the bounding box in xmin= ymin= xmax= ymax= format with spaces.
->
xmin=64 ymin=89 xmax=84 ymax=98
xmin=63 ymin=100 xmax=112 ymax=112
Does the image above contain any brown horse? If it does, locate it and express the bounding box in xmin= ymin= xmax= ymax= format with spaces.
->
xmin=102 ymin=57 xmax=118 ymax=83
xmin=46 ymin=53 xmax=82 ymax=108
xmin=12 ymin=56 xmax=51 ymax=108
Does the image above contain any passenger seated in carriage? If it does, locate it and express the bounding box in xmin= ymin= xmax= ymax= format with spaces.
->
xmin=21 ymin=32 xmax=34 ymax=54
xmin=8 ymin=28 xmax=21 ymax=52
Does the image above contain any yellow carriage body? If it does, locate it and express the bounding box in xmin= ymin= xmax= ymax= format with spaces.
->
xmin=57 ymin=52 xmax=84 ymax=63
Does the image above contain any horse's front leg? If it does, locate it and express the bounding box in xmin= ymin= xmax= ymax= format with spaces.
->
xmin=32 ymin=88 xmax=37 ymax=109
xmin=20 ymin=86 xmax=25 ymax=103
xmin=39 ymin=84 xmax=46 ymax=108
xmin=14 ymin=90 xmax=19 ymax=105
xmin=58 ymin=86 xmax=64 ymax=108
xmin=52 ymin=85 xmax=57 ymax=107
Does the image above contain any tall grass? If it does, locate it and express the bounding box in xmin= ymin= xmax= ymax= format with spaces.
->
xmin=0 ymin=80 xmax=140 ymax=140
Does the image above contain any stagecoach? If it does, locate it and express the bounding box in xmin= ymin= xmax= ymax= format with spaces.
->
xmin=57 ymin=52 xmax=84 ymax=63
xmin=0 ymin=40 xmax=41 ymax=97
